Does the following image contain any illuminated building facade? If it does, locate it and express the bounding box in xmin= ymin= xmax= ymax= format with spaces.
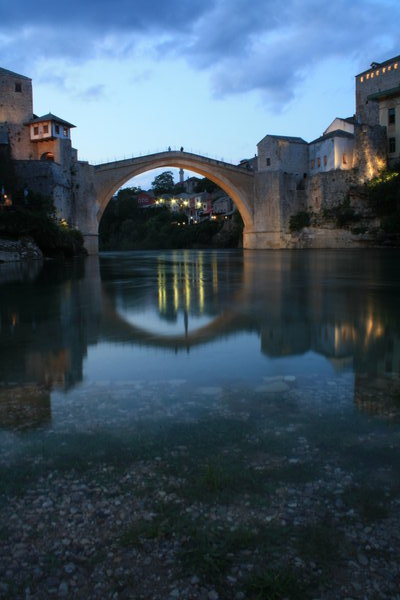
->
xmin=355 ymin=55 xmax=400 ymax=167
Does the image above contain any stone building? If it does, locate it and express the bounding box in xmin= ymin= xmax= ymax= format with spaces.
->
xmin=308 ymin=117 xmax=355 ymax=173
xmin=257 ymin=135 xmax=308 ymax=180
xmin=355 ymin=55 xmax=400 ymax=167
xmin=0 ymin=67 xmax=78 ymax=224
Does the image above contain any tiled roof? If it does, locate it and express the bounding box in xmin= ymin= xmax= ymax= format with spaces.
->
xmin=309 ymin=130 xmax=354 ymax=145
xmin=259 ymin=134 xmax=307 ymax=144
xmin=0 ymin=67 xmax=31 ymax=80
xmin=26 ymin=113 xmax=76 ymax=128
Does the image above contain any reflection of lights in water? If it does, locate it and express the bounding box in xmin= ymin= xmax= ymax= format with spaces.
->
xmin=212 ymin=255 xmax=218 ymax=293
xmin=155 ymin=252 xmax=218 ymax=320
xmin=157 ymin=260 xmax=167 ymax=313
xmin=173 ymin=268 xmax=179 ymax=312
xmin=364 ymin=313 xmax=384 ymax=345
xmin=184 ymin=258 xmax=191 ymax=311
xmin=198 ymin=252 xmax=205 ymax=312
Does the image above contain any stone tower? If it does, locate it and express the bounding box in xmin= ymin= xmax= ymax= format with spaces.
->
xmin=0 ymin=68 xmax=34 ymax=159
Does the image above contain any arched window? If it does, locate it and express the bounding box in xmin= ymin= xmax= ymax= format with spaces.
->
xmin=41 ymin=152 xmax=55 ymax=162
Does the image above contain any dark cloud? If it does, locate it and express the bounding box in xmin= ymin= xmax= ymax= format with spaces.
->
xmin=1 ymin=0 xmax=399 ymax=107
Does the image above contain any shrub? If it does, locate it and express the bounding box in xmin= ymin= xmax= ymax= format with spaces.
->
xmin=289 ymin=211 xmax=311 ymax=232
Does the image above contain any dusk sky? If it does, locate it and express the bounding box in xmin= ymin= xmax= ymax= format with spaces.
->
xmin=1 ymin=0 xmax=399 ymax=188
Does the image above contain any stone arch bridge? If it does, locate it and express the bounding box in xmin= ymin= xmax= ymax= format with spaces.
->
xmin=76 ymin=150 xmax=297 ymax=253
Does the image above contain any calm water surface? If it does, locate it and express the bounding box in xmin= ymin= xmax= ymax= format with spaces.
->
xmin=1 ymin=248 xmax=400 ymax=463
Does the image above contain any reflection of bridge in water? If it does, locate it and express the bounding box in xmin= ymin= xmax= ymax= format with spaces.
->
xmin=1 ymin=251 xmax=400 ymax=429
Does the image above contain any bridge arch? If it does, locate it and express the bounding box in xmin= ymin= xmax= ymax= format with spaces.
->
xmin=93 ymin=151 xmax=255 ymax=229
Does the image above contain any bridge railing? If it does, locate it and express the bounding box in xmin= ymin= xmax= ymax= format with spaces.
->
xmin=80 ymin=146 xmax=238 ymax=167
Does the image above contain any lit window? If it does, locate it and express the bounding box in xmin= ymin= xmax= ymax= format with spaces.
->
xmin=389 ymin=138 xmax=396 ymax=153
xmin=317 ymin=157 xmax=321 ymax=168
xmin=376 ymin=70 xmax=379 ymax=76
xmin=323 ymin=155 xmax=327 ymax=166
xmin=360 ymin=76 xmax=364 ymax=82
xmin=33 ymin=126 xmax=39 ymax=135
xmin=395 ymin=63 xmax=398 ymax=69
xmin=389 ymin=108 xmax=395 ymax=125
xmin=342 ymin=153 xmax=348 ymax=165
xmin=266 ymin=157 xmax=271 ymax=166
xmin=366 ymin=73 xmax=370 ymax=79
xmin=388 ymin=65 xmax=392 ymax=71
xmin=382 ymin=67 xmax=386 ymax=73
xmin=370 ymin=72 xmax=374 ymax=78
xmin=15 ymin=83 xmax=22 ymax=92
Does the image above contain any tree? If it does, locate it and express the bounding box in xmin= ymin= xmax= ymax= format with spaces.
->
xmin=151 ymin=171 xmax=175 ymax=196
xmin=194 ymin=177 xmax=219 ymax=193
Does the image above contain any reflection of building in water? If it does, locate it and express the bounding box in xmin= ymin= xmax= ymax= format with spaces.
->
xmin=0 ymin=385 xmax=51 ymax=430
xmin=0 ymin=257 xmax=102 ymax=391
xmin=26 ymin=349 xmax=71 ymax=388
xmin=353 ymin=331 xmax=400 ymax=420
xmin=355 ymin=374 xmax=400 ymax=421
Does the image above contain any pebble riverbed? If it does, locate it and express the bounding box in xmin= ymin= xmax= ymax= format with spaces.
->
xmin=1 ymin=375 xmax=400 ymax=599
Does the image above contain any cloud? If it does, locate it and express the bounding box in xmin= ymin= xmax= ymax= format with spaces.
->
xmin=77 ymin=84 xmax=106 ymax=101
xmin=1 ymin=0 xmax=399 ymax=108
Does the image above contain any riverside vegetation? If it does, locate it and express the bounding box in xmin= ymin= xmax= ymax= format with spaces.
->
xmin=289 ymin=166 xmax=400 ymax=243
xmin=0 ymin=148 xmax=85 ymax=258
xmin=99 ymin=187 xmax=243 ymax=251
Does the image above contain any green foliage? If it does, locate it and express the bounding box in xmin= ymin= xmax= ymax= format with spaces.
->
xmin=194 ymin=177 xmax=219 ymax=193
xmin=367 ymin=169 xmax=400 ymax=233
xmin=99 ymin=199 xmax=239 ymax=250
xmin=322 ymin=198 xmax=360 ymax=227
xmin=289 ymin=210 xmax=311 ymax=232
xmin=151 ymin=171 xmax=175 ymax=196
xmin=0 ymin=192 xmax=85 ymax=257
xmin=246 ymin=568 xmax=308 ymax=600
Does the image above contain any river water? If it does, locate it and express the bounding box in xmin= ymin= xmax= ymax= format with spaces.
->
xmin=1 ymin=249 xmax=400 ymax=597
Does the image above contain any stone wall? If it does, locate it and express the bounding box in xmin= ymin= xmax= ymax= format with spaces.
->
xmin=14 ymin=160 xmax=74 ymax=222
xmin=305 ymin=170 xmax=357 ymax=214
xmin=353 ymin=123 xmax=387 ymax=181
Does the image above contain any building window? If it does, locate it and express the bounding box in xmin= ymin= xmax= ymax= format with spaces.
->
xmin=360 ymin=76 xmax=364 ymax=82
xmin=63 ymin=127 xmax=68 ymax=137
xmin=317 ymin=157 xmax=321 ymax=168
xmin=389 ymin=138 xmax=396 ymax=153
xmin=43 ymin=124 xmax=49 ymax=134
xmin=55 ymin=125 xmax=60 ymax=134
xmin=389 ymin=108 xmax=395 ymax=125
xmin=15 ymin=83 xmax=22 ymax=92
xmin=323 ymin=155 xmax=327 ymax=166
xmin=266 ymin=157 xmax=271 ymax=166
xmin=342 ymin=153 xmax=348 ymax=165
xmin=33 ymin=126 xmax=39 ymax=136
xmin=311 ymin=160 xmax=315 ymax=169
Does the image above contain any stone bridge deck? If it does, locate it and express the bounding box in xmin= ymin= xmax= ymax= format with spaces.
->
xmin=93 ymin=150 xmax=255 ymax=227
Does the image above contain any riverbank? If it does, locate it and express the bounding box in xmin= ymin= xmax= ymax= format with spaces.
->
xmin=1 ymin=376 xmax=399 ymax=600
xmin=0 ymin=238 xmax=43 ymax=262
